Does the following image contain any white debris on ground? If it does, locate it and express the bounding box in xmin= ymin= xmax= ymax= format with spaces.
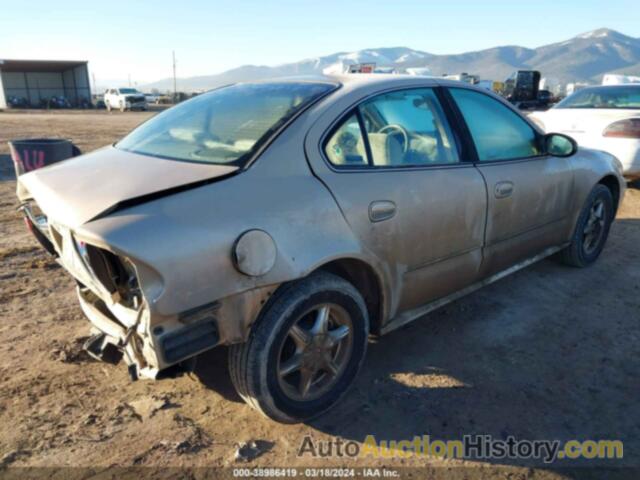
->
xmin=233 ymin=440 xmax=274 ymax=462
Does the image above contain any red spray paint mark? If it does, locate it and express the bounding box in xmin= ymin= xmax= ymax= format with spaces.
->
xmin=21 ymin=149 xmax=46 ymax=172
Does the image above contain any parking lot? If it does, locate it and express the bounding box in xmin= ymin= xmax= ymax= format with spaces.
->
xmin=0 ymin=111 xmax=639 ymax=476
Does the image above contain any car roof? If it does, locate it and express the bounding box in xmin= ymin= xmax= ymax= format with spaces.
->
xmin=328 ymin=73 xmax=441 ymax=87
xmin=245 ymin=74 xmax=514 ymax=117
xmin=249 ymin=73 xmax=442 ymax=89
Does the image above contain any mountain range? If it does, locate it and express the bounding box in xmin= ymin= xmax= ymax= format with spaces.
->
xmin=142 ymin=28 xmax=640 ymax=92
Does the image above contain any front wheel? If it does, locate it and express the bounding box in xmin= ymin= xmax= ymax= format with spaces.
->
xmin=558 ymin=184 xmax=614 ymax=267
xmin=228 ymin=272 xmax=369 ymax=423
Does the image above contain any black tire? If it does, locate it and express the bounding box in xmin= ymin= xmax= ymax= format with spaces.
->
xmin=228 ymin=271 xmax=369 ymax=423
xmin=558 ymin=184 xmax=614 ymax=267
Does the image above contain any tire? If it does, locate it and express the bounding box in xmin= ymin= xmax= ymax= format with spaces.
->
xmin=558 ymin=184 xmax=614 ymax=267
xmin=228 ymin=271 xmax=369 ymax=423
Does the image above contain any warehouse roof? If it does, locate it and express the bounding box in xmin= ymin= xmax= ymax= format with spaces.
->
xmin=0 ymin=59 xmax=88 ymax=72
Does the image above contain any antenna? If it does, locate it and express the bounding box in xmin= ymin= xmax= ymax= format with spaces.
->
xmin=172 ymin=51 xmax=177 ymax=103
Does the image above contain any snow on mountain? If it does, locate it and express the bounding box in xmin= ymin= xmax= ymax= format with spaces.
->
xmin=578 ymin=28 xmax=614 ymax=39
xmin=141 ymin=29 xmax=640 ymax=91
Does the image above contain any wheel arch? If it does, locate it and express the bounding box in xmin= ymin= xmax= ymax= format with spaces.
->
xmin=313 ymin=257 xmax=385 ymax=335
xmin=598 ymin=174 xmax=621 ymax=213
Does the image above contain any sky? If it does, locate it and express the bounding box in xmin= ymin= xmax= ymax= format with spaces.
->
xmin=1 ymin=0 xmax=639 ymax=87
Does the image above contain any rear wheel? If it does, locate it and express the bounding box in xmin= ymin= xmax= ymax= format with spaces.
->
xmin=558 ymin=184 xmax=614 ymax=267
xmin=228 ymin=272 xmax=369 ymax=423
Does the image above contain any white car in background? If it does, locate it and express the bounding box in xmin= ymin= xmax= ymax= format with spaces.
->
xmin=530 ymin=84 xmax=640 ymax=180
xmin=104 ymin=88 xmax=147 ymax=112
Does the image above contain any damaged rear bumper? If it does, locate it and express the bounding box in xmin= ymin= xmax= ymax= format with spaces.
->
xmin=77 ymin=285 xmax=223 ymax=379
xmin=19 ymin=198 xmax=275 ymax=380
xmin=74 ymin=282 xmax=276 ymax=380
xmin=77 ymin=286 xmax=157 ymax=379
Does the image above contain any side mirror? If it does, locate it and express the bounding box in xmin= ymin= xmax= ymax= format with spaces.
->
xmin=544 ymin=133 xmax=577 ymax=157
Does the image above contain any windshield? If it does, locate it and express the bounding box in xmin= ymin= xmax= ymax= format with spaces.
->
xmin=116 ymin=82 xmax=336 ymax=165
xmin=555 ymin=86 xmax=640 ymax=109
xmin=119 ymin=88 xmax=140 ymax=94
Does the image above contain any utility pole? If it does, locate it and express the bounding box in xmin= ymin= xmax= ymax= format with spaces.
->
xmin=172 ymin=51 xmax=177 ymax=104
xmin=128 ymin=73 xmax=131 ymax=87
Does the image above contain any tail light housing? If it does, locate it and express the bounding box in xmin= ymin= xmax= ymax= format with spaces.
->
xmin=73 ymin=238 xmax=142 ymax=309
xmin=19 ymin=201 xmax=57 ymax=256
xmin=602 ymin=118 xmax=640 ymax=138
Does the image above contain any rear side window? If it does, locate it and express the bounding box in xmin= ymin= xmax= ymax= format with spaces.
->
xmin=450 ymin=88 xmax=540 ymax=161
xmin=325 ymin=113 xmax=367 ymax=166
xmin=325 ymin=88 xmax=459 ymax=168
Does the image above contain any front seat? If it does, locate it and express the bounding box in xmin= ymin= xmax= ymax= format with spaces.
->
xmin=368 ymin=132 xmax=404 ymax=166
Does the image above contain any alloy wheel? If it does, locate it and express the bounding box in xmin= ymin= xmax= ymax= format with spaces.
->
xmin=276 ymin=303 xmax=353 ymax=401
xmin=583 ymin=198 xmax=606 ymax=255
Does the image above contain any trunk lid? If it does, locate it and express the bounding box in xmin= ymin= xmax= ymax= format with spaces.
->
xmin=537 ymin=108 xmax=640 ymax=144
xmin=18 ymin=146 xmax=238 ymax=228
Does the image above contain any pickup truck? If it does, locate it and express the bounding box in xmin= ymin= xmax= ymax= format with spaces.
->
xmin=104 ymin=88 xmax=147 ymax=112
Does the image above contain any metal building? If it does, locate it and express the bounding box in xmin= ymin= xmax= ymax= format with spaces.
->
xmin=0 ymin=59 xmax=91 ymax=109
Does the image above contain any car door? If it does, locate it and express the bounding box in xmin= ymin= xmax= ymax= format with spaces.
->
xmin=446 ymin=87 xmax=575 ymax=276
xmin=306 ymin=87 xmax=487 ymax=318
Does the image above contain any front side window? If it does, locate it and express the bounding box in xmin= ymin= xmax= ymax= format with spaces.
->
xmin=325 ymin=88 xmax=459 ymax=168
xmin=117 ymin=81 xmax=336 ymax=166
xmin=450 ymin=88 xmax=540 ymax=161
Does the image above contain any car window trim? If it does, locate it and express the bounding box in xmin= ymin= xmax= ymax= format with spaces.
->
xmin=355 ymin=108 xmax=374 ymax=167
xmin=443 ymin=86 xmax=549 ymax=164
xmin=436 ymin=87 xmax=479 ymax=162
xmin=320 ymin=85 xmax=471 ymax=173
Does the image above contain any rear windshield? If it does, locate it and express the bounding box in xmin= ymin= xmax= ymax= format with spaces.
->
xmin=555 ymin=86 xmax=640 ymax=109
xmin=119 ymin=88 xmax=140 ymax=94
xmin=116 ymin=82 xmax=336 ymax=166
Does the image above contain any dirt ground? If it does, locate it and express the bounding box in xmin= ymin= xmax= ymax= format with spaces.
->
xmin=0 ymin=111 xmax=638 ymax=478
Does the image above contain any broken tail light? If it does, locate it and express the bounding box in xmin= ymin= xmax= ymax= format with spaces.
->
xmin=19 ymin=201 xmax=57 ymax=256
xmin=602 ymin=118 xmax=640 ymax=139
xmin=73 ymin=238 xmax=142 ymax=309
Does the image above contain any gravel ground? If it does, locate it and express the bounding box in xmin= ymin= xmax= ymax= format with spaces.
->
xmin=0 ymin=111 xmax=638 ymax=479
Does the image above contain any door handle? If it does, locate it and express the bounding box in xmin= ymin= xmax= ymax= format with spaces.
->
xmin=494 ymin=181 xmax=514 ymax=199
xmin=369 ymin=200 xmax=396 ymax=222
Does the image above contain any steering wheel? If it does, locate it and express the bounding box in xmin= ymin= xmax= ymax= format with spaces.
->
xmin=378 ymin=124 xmax=410 ymax=154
